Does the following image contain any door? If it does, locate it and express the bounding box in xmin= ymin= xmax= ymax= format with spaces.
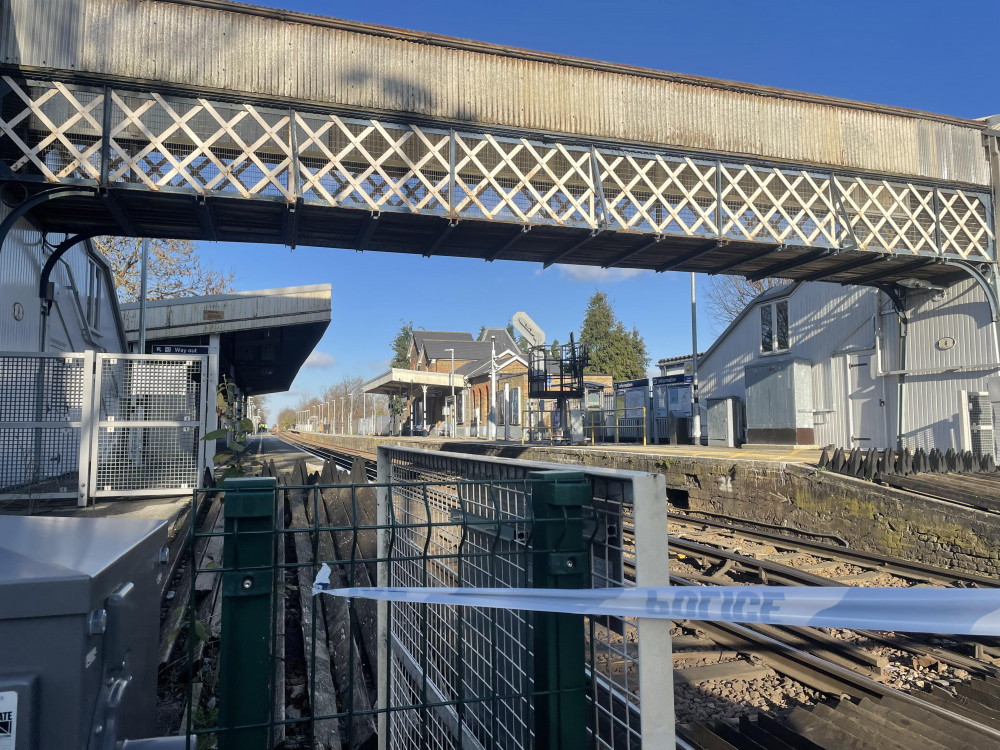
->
xmin=848 ymin=352 xmax=886 ymax=448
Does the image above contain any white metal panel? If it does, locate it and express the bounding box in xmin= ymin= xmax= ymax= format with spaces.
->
xmin=1 ymin=0 xmax=990 ymax=184
xmin=0 ymin=202 xmax=123 ymax=353
xmin=901 ymin=279 xmax=998 ymax=372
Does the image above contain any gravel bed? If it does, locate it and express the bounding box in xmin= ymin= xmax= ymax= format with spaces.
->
xmin=674 ymin=664 xmax=822 ymax=724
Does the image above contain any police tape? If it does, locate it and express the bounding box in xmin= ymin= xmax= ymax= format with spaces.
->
xmin=312 ymin=563 xmax=1000 ymax=635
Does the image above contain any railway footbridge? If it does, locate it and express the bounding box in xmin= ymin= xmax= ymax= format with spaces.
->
xmin=0 ymin=0 xmax=996 ymax=304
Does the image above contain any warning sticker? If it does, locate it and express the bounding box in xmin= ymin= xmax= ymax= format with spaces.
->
xmin=0 ymin=690 xmax=17 ymax=750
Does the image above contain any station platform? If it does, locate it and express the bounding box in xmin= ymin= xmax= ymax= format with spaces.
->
xmin=280 ymin=431 xmax=824 ymax=466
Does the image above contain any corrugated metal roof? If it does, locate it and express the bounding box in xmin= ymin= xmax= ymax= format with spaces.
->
xmin=2 ymin=0 xmax=990 ymax=185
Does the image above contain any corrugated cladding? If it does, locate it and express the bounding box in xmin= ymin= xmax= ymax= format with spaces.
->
xmin=0 ymin=202 xmax=122 ymax=352
xmin=0 ymin=0 xmax=990 ymax=185
xmin=119 ymin=284 xmax=331 ymax=338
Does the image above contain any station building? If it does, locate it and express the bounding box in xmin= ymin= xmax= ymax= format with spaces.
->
xmin=695 ymin=279 xmax=1000 ymax=456
xmin=363 ymin=327 xmax=528 ymax=437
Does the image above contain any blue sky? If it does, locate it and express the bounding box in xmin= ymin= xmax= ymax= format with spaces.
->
xmin=203 ymin=0 xmax=1000 ymax=417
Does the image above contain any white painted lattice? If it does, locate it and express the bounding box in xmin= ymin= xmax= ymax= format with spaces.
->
xmin=0 ymin=76 xmax=993 ymax=262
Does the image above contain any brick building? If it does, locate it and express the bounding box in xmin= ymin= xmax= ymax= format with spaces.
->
xmin=362 ymin=327 xmax=527 ymax=437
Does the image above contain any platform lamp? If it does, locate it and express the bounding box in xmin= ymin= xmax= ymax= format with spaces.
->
xmin=445 ymin=347 xmax=455 ymax=438
xmin=340 ymin=396 xmax=345 ymax=434
xmin=350 ymin=393 xmax=355 ymax=435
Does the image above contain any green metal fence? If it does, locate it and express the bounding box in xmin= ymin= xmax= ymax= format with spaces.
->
xmin=183 ymin=447 xmax=672 ymax=749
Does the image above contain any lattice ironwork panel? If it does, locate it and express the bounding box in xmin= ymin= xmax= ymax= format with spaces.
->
xmin=453 ymin=133 xmax=595 ymax=227
xmin=597 ymin=151 xmax=719 ymax=236
xmin=107 ymin=90 xmax=293 ymax=198
xmin=297 ymin=113 xmax=451 ymax=213
xmin=937 ymin=187 xmax=994 ymax=260
xmin=0 ymin=80 xmax=103 ymax=182
xmin=835 ymin=176 xmax=937 ymax=254
xmin=720 ymin=165 xmax=838 ymax=247
xmin=93 ymin=425 xmax=200 ymax=493
xmin=0 ymin=76 xmax=993 ymax=264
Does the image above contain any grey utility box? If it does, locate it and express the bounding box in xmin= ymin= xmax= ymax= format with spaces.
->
xmin=744 ymin=358 xmax=814 ymax=445
xmin=707 ymin=397 xmax=744 ymax=447
xmin=0 ymin=515 xmax=168 ymax=750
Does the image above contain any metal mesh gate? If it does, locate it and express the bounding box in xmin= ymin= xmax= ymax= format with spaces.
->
xmin=0 ymin=351 xmax=90 ymax=503
xmin=0 ymin=351 xmax=208 ymax=505
xmin=91 ymin=353 xmax=207 ymax=497
xmin=378 ymin=447 xmax=674 ymax=750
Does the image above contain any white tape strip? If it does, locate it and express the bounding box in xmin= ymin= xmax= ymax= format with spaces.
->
xmin=312 ymin=563 xmax=1000 ymax=635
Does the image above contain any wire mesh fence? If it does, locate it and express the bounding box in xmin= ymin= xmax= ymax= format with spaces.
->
xmin=183 ymin=447 xmax=671 ymax=750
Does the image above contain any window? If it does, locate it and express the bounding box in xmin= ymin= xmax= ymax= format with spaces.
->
xmin=760 ymin=299 xmax=789 ymax=353
xmin=498 ymin=390 xmax=505 ymax=426
xmin=457 ymin=392 xmax=465 ymax=424
xmin=85 ymin=258 xmax=102 ymax=330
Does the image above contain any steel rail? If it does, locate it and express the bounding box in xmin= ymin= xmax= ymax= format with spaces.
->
xmin=671 ymin=575 xmax=1000 ymax=746
xmin=669 ymin=510 xmax=999 ymax=589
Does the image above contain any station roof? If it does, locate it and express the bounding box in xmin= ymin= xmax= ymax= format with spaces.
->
xmin=121 ymin=284 xmax=331 ymax=395
xmin=362 ymin=368 xmax=466 ymax=397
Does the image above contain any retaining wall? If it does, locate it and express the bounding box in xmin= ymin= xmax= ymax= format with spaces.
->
xmin=294 ymin=433 xmax=1000 ymax=577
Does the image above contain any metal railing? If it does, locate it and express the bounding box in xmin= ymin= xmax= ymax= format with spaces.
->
xmin=585 ymin=406 xmax=648 ymax=446
xmin=183 ymin=447 xmax=672 ymax=749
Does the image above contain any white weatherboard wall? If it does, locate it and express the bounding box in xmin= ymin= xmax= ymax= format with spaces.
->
xmin=699 ymin=279 xmax=1000 ymax=452
xmin=880 ymin=278 xmax=1000 ymax=451
xmin=0 ymin=202 xmax=125 ymax=354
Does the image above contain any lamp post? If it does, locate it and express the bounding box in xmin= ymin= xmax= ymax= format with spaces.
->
xmin=690 ymin=272 xmax=700 ymax=446
xmin=349 ymin=393 xmax=355 ymax=435
xmin=488 ymin=336 xmax=497 ymax=440
xmin=340 ymin=396 xmax=345 ymax=435
xmin=444 ymin=348 xmax=455 ymax=438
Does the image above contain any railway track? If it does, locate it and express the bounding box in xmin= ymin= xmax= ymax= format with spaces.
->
xmin=276 ymin=432 xmax=1000 ymax=748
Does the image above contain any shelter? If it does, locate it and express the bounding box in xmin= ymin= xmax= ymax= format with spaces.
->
xmin=121 ymin=284 xmax=331 ymax=470
xmin=697 ymin=280 xmax=1000 ymax=454
xmin=120 ymin=284 xmax=331 ymax=396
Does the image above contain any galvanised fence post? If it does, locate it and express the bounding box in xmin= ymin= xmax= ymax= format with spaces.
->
xmin=529 ymin=470 xmax=592 ymax=750
xmin=218 ymin=476 xmax=277 ymax=750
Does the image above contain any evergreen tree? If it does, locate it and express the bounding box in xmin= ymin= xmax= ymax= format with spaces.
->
xmin=508 ymin=321 xmax=532 ymax=353
xmin=579 ymin=291 xmax=649 ymax=380
xmin=390 ymin=321 xmax=414 ymax=368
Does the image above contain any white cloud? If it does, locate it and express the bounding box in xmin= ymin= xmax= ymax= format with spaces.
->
xmin=556 ymin=264 xmax=651 ymax=283
xmin=303 ymin=350 xmax=336 ymax=369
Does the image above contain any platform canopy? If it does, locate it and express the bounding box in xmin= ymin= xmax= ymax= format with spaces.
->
xmin=362 ymin=368 xmax=466 ymax=398
xmin=121 ymin=284 xmax=331 ymax=395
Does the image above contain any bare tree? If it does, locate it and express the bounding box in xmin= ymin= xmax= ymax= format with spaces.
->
xmin=93 ymin=236 xmax=235 ymax=302
xmin=249 ymin=394 xmax=271 ymax=424
xmin=704 ymin=275 xmax=788 ymax=331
